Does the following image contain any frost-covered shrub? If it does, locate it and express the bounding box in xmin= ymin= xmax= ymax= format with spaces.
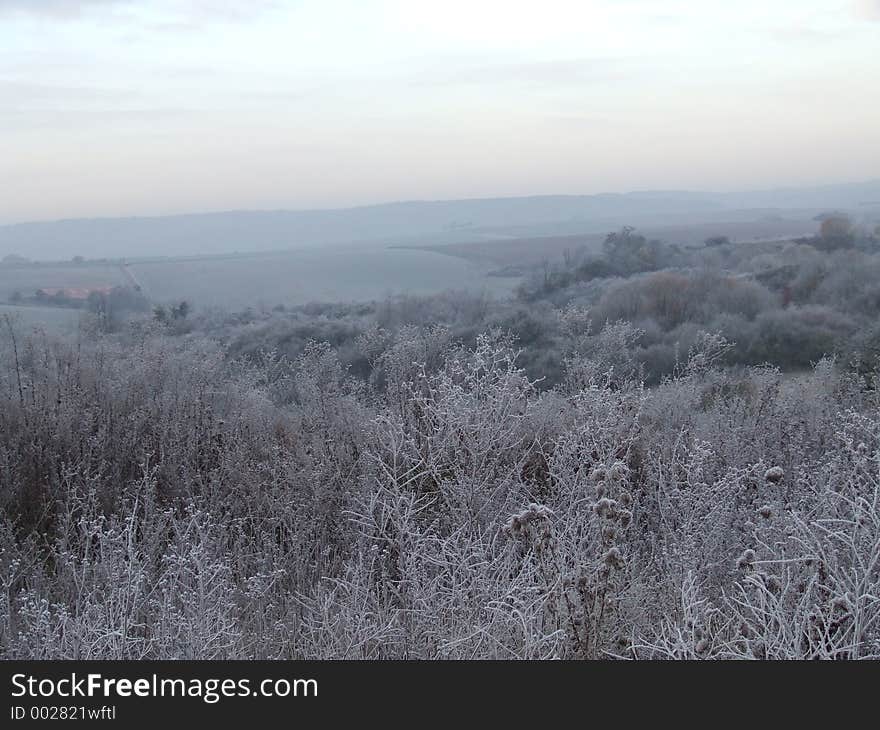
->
xmin=1 ymin=317 xmax=878 ymax=659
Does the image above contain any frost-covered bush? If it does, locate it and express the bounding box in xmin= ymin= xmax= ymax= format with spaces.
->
xmin=1 ymin=315 xmax=878 ymax=659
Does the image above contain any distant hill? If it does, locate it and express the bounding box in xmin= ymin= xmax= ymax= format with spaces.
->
xmin=2 ymin=180 xmax=878 ymax=261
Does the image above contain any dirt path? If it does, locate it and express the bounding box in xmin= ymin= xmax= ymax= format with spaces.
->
xmin=119 ymin=262 xmax=148 ymax=298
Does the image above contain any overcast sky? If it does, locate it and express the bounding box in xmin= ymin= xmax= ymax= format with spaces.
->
xmin=1 ymin=0 xmax=879 ymax=223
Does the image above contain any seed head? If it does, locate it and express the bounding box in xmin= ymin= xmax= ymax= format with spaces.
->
xmin=590 ymin=466 xmax=608 ymax=483
xmin=603 ymin=546 xmax=626 ymax=570
xmin=764 ymin=466 xmax=784 ymax=484
xmin=593 ymin=497 xmax=619 ymax=519
xmin=609 ymin=461 xmax=626 ymax=481
xmin=736 ymin=549 xmax=756 ymax=570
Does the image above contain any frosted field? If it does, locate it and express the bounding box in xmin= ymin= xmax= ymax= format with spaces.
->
xmin=130 ymin=245 xmax=519 ymax=310
xmin=0 ymin=304 xmax=84 ymax=334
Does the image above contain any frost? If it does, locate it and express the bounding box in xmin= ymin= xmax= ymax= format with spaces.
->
xmin=764 ymin=466 xmax=784 ymax=483
xmin=1 ymin=319 xmax=878 ymax=660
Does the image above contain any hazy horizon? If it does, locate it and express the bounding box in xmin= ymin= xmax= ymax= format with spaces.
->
xmin=0 ymin=176 xmax=877 ymax=229
xmin=2 ymin=0 xmax=879 ymax=225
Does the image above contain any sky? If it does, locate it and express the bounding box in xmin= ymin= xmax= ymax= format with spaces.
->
xmin=1 ymin=0 xmax=879 ymax=224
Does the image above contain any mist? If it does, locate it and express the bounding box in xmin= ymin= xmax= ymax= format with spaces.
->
xmin=2 ymin=0 xmax=880 ymax=671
